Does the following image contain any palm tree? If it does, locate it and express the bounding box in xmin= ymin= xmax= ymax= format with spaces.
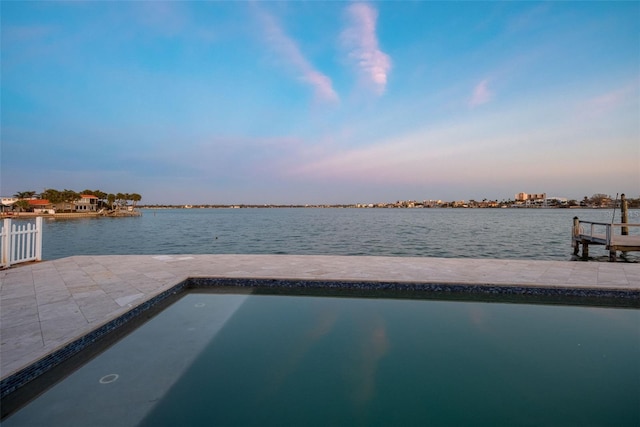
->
xmin=13 ymin=191 xmax=36 ymax=199
xmin=130 ymin=193 xmax=141 ymax=207
xmin=116 ymin=193 xmax=125 ymax=209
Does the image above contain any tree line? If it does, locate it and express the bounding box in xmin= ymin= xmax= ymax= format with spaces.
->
xmin=12 ymin=189 xmax=142 ymax=211
xmin=580 ymin=193 xmax=639 ymax=208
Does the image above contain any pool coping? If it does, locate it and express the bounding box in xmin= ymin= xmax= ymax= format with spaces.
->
xmin=1 ymin=254 xmax=639 ymax=408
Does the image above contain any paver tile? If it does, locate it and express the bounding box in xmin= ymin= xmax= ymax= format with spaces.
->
xmin=40 ymin=314 xmax=89 ymax=343
xmin=37 ymin=299 xmax=82 ymax=321
xmin=0 ymin=282 xmax=35 ymax=300
xmin=77 ymin=299 xmax=122 ymax=323
xmin=34 ymin=288 xmax=72 ymax=305
xmin=1 ymin=297 xmax=39 ymax=328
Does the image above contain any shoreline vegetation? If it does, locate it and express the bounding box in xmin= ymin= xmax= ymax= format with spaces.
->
xmin=2 ymin=189 xmax=142 ymax=218
xmin=1 ymin=209 xmax=141 ymax=219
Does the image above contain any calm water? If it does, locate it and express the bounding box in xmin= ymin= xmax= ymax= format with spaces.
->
xmin=6 ymin=293 xmax=639 ymax=426
xmin=38 ymin=208 xmax=637 ymax=261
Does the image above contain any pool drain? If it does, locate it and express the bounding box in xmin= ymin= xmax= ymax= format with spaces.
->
xmin=194 ymin=303 xmax=205 ymax=308
xmin=99 ymin=374 xmax=119 ymax=384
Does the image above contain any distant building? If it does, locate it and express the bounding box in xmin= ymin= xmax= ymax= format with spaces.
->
xmin=1 ymin=197 xmax=18 ymax=212
xmin=515 ymin=192 xmax=547 ymax=205
xmin=76 ymin=194 xmax=99 ymax=212
xmin=422 ymin=200 xmax=441 ymax=208
xmin=515 ymin=192 xmax=546 ymax=201
xmin=546 ymin=196 xmax=568 ymax=205
xmin=28 ymin=199 xmax=53 ymax=214
xmin=1 ymin=197 xmax=18 ymax=206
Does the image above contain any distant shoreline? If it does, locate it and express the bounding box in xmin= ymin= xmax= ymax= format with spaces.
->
xmin=3 ymin=206 xmax=636 ymax=219
xmin=138 ymin=205 xmax=631 ymax=210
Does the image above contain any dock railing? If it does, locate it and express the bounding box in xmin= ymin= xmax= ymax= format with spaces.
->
xmin=574 ymin=220 xmax=640 ymax=243
xmin=0 ymin=217 xmax=43 ymax=268
xmin=573 ymin=218 xmax=640 ymax=260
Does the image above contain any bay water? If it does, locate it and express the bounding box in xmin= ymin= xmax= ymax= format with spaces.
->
xmin=40 ymin=208 xmax=636 ymax=261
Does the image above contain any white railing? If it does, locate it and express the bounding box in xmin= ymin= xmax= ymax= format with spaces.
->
xmin=574 ymin=220 xmax=640 ymax=246
xmin=0 ymin=217 xmax=43 ymax=268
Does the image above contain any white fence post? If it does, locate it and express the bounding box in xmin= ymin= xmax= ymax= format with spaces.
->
xmin=1 ymin=219 xmax=10 ymax=267
xmin=35 ymin=216 xmax=43 ymax=261
xmin=0 ymin=217 xmax=43 ymax=268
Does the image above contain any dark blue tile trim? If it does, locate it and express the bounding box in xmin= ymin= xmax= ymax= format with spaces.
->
xmin=187 ymin=277 xmax=640 ymax=300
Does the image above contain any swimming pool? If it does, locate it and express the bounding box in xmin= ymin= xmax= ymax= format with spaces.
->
xmin=3 ymin=289 xmax=639 ymax=426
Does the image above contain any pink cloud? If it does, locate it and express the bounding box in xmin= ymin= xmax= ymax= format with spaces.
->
xmin=342 ymin=3 xmax=391 ymax=95
xmin=259 ymin=11 xmax=339 ymax=103
xmin=468 ymin=79 xmax=493 ymax=107
xmin=575 ymin=80 xmax=639 ymax=121
xmin=586 ymin=84 xmax=637 ymax=114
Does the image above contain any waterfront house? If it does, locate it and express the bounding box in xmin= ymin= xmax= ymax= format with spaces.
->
xmin=28 ymin=199 xmax=53 ymax=214
xmin=75 ymin=194 xmax=98 ymax=212
xmin=1 ymin=197 xmax=18 ymax=206
xmin=1 ymin=197 xmax=18 ymax=213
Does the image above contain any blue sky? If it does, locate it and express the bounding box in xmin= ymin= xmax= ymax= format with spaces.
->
xmin=2 ymin=1 xmax=638 ymax=204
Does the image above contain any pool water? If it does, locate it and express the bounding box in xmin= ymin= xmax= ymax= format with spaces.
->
xmin=5 ymin=292 xmax=639 ymax=426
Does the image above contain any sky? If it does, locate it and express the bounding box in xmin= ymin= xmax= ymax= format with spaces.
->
xmin=1 ymin=1 xmax=638 ymax=205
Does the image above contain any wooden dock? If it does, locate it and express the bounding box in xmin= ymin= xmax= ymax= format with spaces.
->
xmin=572 ymin=217 xmax=640 ymax=261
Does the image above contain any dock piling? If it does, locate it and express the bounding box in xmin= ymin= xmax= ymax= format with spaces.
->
xmin=621 ymin=194 xmax=628 ymax=236
xmin=572 ymin=217 xmax=581 ymax=256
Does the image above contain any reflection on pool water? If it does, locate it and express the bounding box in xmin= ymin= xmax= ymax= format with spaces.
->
xmin=5 ymin=292 xmax=640 ymax=426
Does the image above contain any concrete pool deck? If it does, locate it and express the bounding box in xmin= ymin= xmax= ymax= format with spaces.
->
xmin=1 ymin=254 xmax=639 ymax=381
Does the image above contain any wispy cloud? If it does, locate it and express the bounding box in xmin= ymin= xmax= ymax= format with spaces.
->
xmin=342 ymin=3 xmax=391 ymax=95
xmin=258 ymin=10 xmax=338 ymax=103
xmin=289 ymin=97 xmax=555 ymax=183
xmin=506 ymin=4 xmax=551 ymax=34
xmin=2 ymin=25 xmax=55 ymax=43
xmin=468 ymin=79 xmax=493 ymax=107
xmin=582 ymin=81 xmax=639 ymax=117
xmin=134 ymin=2 xmax=189 ymax=37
